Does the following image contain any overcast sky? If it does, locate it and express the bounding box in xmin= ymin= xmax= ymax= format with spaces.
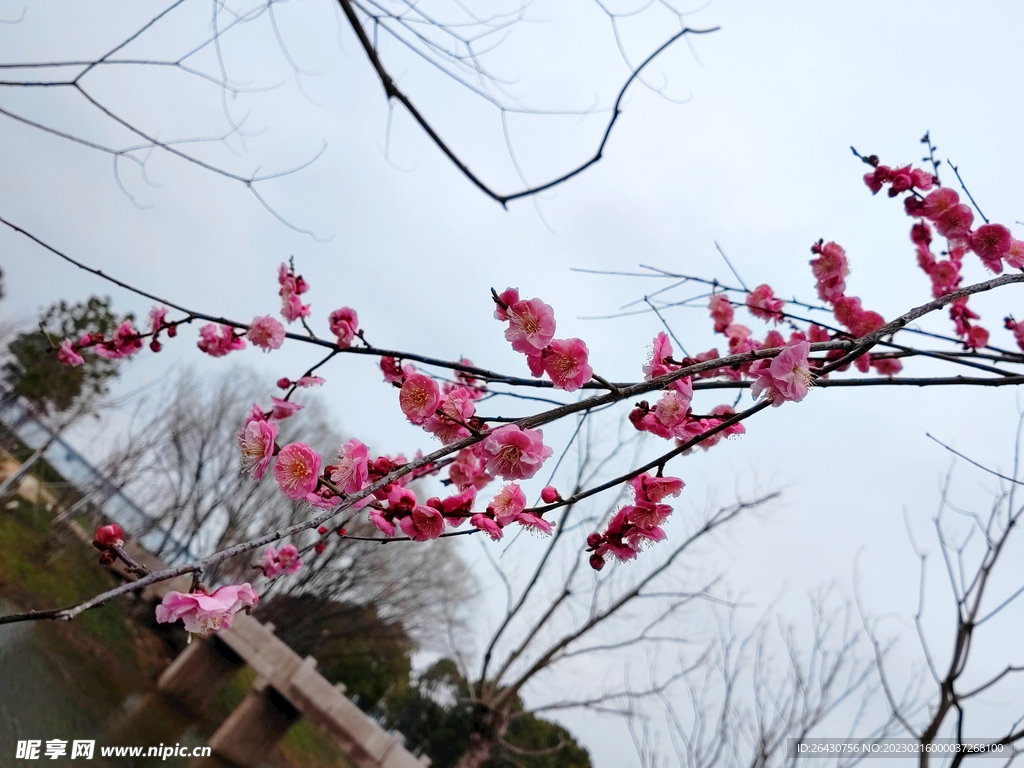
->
xmin=3 ymin=0 xmax=1024 ymax=763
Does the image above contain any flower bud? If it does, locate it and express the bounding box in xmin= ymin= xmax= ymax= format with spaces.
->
xmin=167 ymin=325 xmax=177 ymax=338
xmin=277 ymin=378 xmax=291 ymax=389
xmin=315 ymin=542 xmax=327 ymax=554
xmin=150 ymin=340 xmax=162 ymax=352
xmin=589 ymin=553 xmax=605 ymax=571
xmin=317 ymin=525 xmax=328 ymax=535
xmin=98 ymin=550 xmax=116 ymax=566
xmin=586 ymin=532 xmax=602 ymax=549
xmin=93 ymin=523 xmax=125 ymax=550
xmin=540 ymin=486 xmax=561 ymax=504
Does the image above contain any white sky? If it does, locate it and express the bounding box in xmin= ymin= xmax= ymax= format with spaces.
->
xmin=3 ymin=0 xmax=1024 ymax=764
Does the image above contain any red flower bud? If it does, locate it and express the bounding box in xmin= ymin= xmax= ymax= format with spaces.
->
xmin=93 ymin=523 xmax=125 ymax=550
xmin=315 ymin=542 xmax=327 ymax=554
xmin=149 ymin=340 xmax=162 ymax=352
xmin=541 ymin=486 xmax=561 ymax=504
xmin=589 ymin=553 xmax=606 ymax=571
xmin=277 ymin=378 xmax=291 ymax=389
xmin=98 ymin=550 xmax=116 ymax=566
xmin=337 ymin=527 xmax=347 ymax=537
xmin=166 ymin=325 xmax=177 ymax=338
xmin=317 ymin=525 xmax=328 ymax=535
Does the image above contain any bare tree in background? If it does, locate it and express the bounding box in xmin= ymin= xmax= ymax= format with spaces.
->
xmin=0 ymin=0 xmax=716 ymax=235
xmin=859 ymin=421 xmax=1024 ymax=765
xmin=416 ymin=419 xmax=781 ymax=768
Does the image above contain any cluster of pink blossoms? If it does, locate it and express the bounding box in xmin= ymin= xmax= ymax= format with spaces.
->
xmin=493 ymin=288 xmax=594 ymax=392
xmin=866 ymin=158 xmax=1024 ymax=351
xmin=261 ymin=543 xmax=302 ymax=578
xmin=630 ymin=331 xmax=748 ymax=441
xmin=587 ymin=473 xmax=684 ymax=570
xmin=808 ymin=241 xmax=900 ymax=374
xmin=278 ymin=262 xmax=311 ymax=323
xmin=57 ymin=318 xmax=147 ymax=367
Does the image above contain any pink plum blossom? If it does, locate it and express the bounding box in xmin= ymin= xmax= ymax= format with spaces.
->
xmin=296 ymin=376 xmax=325 ymax=388
xmin=329 ymin=438 xmax=369 ymax=494
xmin=970 ymin=224 xmax=1012 ymax=273
xmin=504 ymin=297 xmax=556 ymax=354
xmin=400 ymin=505 xmax=446 ymax=541
xmin=488 ymin=483 xmax=527 ymax=526
xmin=750 ymin=341 xmax=814 ymax=406
xmin=643 ymin=332 xmax=677 ymax=379
xmin=624 ymin=501 xmax=673 ymax=531
xmin=274 ymin=443 xmax=322 ymax=500
xmin=262 ymin=544 xmax=302 ymax=578
xmin=482 ymin=425 xmax=552 ymax=480
xmin=400 ymin=373 xmax=441 ymax=425
xmin=155 ymin=584 xmax=259 ymax=635
xmin=424 ymin=387 xmax=476 ymax=444
xmin=631 ymin=473 xmax=684 ymax=504
xmin=328 ymin=307 xmax=359 ymax=348
xmin=470 ymin=514 xmax=503 ymax=540
xmin=541 ymin=338 xmax=593 ymax=392
xmin=149 ymin=306 xmax=170 ymax=333
xmin=57 ymin=339 xmax=85 ymax=366
xmin=514 ymin=511 xmax=553 ymax=535
xmin=198 ymin=323 xmax=246 ymax=357
xmin=448 ymin=445 xmax=493 ymax=490
xmin=239 ymin=419 xmax=278 ymax=480
xmin=746 ymin=285 xmax=785 ymax=324
xmin=708 ymin=295 xmax=734 ymax=334
xmin=246 ymin=316 xmax=286 ymax=351
xmin=369 ymin=510 xmax=397 ymax=537
xmin=270 ymin=397 xmax=303 ymax=420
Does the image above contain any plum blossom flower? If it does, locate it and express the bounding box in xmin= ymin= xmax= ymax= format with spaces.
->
xmin=239 ymin=419 xmax=278 ymax=480
xmin=270 ymin=397 xmax=303 ymax=420
xmin=296 ymin=376 xmax=325 ymax=388
xmin=424 ymin=387 xmax=476 ymax=444
xmin=400 ymin=373 xmax=441 ymax=425
xmin=149 ymin=306 xmax=170 ymax=333
xmin=482 ymin=425 xmax=552 ymax=480
xmin=750 ymin=341 xmax=814 ymax=406
xmin=246 ymin=316 xmax=286 ymax=351
xmin=400 ymin=504 xmax=446 ymax=541
xmin=624 ymin=501 xmax=673 ymax=531
xmin=448 ymin=445 xmax=493 ymax=490
xmin=198 ymin=323 xmax=246 ymax=357
xmin=488 ymin=483 xmax=527 ymax=526
xmin=155 ymin=584 xmax=259 ymax=635
xmin=643 ymin=332 xmax=678 ymax=379
xmin=57 ymin=339 xmax=85 ymax=366
xmin=262 ymin=544 xmax=303 ymax=578
xmin=809 ymin=242 xmax=850 ymax=304
xmin=470 ymin=514 xmax=503 ymax=540
xmin=369 ymin=510 xmax=397 ymax=537
xmin=541 ymin=338 xmax=593 ymax=392
xmin=970 ymin=224 xmax=1012 ymax=273
xmin=440 ymin=487 xmax=476 ymax=527
xmin=504 ymin=297 xmax=556 ymax=354
xmin=329 ymin=438 xmax=370 ymax=495
xmin=274 ymin=443 xmax=322 ymax=500
xmin=512 ymin=511 xmax=553 ymax=535
xmin=630 ymin=473 xmax=684 ymax=504
xmin=708 ymin=294 xmax=735 ymax=334
xmin=278 ymin=263 xmax=311 ymax=323
xmin=328 ymin=307 xmax=359 ymax=348
xmin=746 ymin=285 xmax=785 ymax=323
